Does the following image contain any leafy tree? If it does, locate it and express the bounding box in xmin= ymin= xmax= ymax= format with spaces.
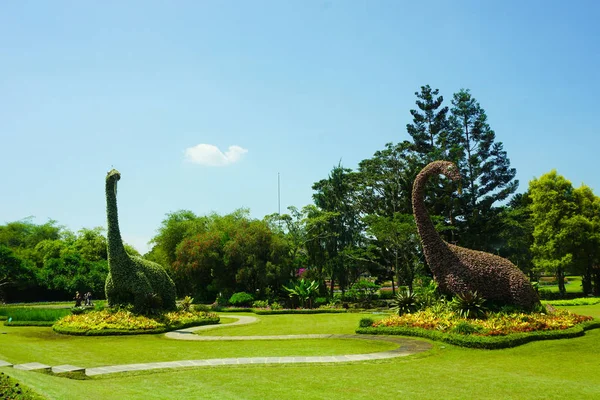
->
xmin=498 ymin=193 xmax=535 ymax=278
xmin=529 ymin=171 xmax=577 ymax=296
xmin=149 ymin=210 xmax=205 ymax=267
xmin=312 ymin=164 xmax=364 ymax=295
xmin=0 ymin=245 xmax=34 ymax=295
xmin=570 ymin=185 xmax=600 ymax=295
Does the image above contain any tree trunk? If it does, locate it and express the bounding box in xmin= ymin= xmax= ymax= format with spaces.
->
xmin=557 ymin=267 xmax=566 ymax=297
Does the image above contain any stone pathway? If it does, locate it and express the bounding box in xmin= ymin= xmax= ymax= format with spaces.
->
xmin=1 ymin=315 xmax=432 ymax=377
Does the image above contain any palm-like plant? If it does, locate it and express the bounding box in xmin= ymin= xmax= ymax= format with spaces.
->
xmin=451 ymin=291 xmax=488 ymax=319
xmin=283 ymin=279 xmax=319 ymax=308
xmin=391 ymin=289 xmax=419 ymax=315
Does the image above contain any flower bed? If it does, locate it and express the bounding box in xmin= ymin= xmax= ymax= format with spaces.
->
xmin=53 ymin=310 xmax=219 ymax=336
xmin=356 ymin=309 xmax=600 ymax=349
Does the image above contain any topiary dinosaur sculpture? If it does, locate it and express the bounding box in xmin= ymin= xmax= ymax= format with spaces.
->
xmin=412 ymin=161 xmax=539 ymax=311
xmin=104 ymin=169 xmax=177 ymax=311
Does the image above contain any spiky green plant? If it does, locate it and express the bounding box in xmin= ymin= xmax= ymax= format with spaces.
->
xmin=451 ymin=291 xmax=488 ymax=319
xmin=391 ymin=289 xmax=419 ymax=315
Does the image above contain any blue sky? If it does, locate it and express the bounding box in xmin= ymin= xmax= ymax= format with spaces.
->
xmin=1 ymin=1 xmax=599 ymax=253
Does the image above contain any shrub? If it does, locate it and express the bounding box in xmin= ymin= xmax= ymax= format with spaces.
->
xmin=179 ymin=296 xmax=194 ymax=312
xmin=70 ymin=307 xmax=87 ymax=315
xmin=228 ymin=292 xmax=254 ymax=307
xmin=347 ymin=279 xmax=381 ymax=304
xmin=451 ymin=291 xmax=488 ymax=319
xmin=391 ymin=289 xmax=419 ymax=315
xmin=270 ymin=301 xmax=283 ymax=310
xmin=193 ymin=304 xmax=212 ymax=313
xmin=451 ymin=321 xmax=482 ymax=335
xmin=252 ymin=300 xmax=269 ymax=308
xmin=359 ymin=317 xmax=375 ymax=328
xmin=314 ymin=297 xmax=328 ymax=307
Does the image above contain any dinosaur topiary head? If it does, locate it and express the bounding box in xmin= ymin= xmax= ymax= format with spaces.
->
xmin=437 ymin=161 xmax=460 ymax=182
xmin=106 ymin=169 xmax=121 ymax=183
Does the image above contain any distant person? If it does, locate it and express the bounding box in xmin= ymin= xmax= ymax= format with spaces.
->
xmin=85 ymin=291 xmax=93 ymax=306
xmin=74 ymin=291 xmax=82 ymax=307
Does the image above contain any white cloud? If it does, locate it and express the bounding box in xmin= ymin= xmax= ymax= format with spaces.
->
xmin=184 ymin=144 xmax=248 ymax=166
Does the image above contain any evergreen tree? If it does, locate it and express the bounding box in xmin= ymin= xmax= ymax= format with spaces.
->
xmin=448 ymin=89 xmax=518 ymax=250
xmin=406 ymin=85 xmax=450 ymax=160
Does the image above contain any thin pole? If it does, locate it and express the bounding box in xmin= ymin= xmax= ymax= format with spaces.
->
xmin=278 ymin=172 xmax=281 ymax=215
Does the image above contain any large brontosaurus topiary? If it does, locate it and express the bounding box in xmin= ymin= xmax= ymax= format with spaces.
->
xmin=104 ymin=169 xmax=177 ymax=311
xmin=412 ymin=161 xmax=540 ymax=310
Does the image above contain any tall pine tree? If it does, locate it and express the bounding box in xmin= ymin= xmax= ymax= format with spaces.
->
xmin=448 ymin=89 xmax=518 ymax=250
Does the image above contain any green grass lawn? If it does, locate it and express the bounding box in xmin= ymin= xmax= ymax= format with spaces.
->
xmin=540 ymin=275 xmax=583 ymax=293
xmin=2 ymin=308 xmax=600 ymax=399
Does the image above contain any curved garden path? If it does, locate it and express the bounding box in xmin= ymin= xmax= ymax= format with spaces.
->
xmin=1 ymin=315 xmax=432 ymax=377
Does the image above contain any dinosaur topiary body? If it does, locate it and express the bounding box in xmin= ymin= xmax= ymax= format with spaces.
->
xmin=104 ymin=169 xmax=176 ymax=311
xmin=412 ymin=161 xmax=539 ymax=310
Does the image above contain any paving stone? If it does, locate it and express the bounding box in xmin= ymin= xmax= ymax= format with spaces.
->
xmin=52 ymin=365 xmax=85 ymax=374
xmin=0 ymin=360 xmax=13 ymax=367
xmin=13 ymin=362 xmax=51 ymax=371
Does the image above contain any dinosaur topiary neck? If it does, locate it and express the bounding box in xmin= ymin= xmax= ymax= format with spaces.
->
xmin=412 ymin=162 xmax=449 ymax=256
xmin=106 ymin=175 xmax=126 ymax=262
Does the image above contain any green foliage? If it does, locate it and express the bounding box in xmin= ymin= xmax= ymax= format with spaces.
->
xmin=252 ymin=300 xmax=269 ymax=308
xmin=346 ymin=279 xmax=381 ymax=304
xmin=451 ymin=321 xmax=482 ymax=335
xmin=0 ymin=372 xmax=44 ymax=400
xmin=391 ymin=289 xmax=419 ymax=315
xmin=0 ymin=307 xmax=71 ymax=321
xmin=359 ymin=317 xmax=375 ymax=328
xmin=228 ymin=292 xmax=254 ymax=307
xmin=451 ymin=291 xmax=488 ymax=319
xmin=179 ymin=295 xmax=194 ymax=312
xmin=105 ymin=170 xmax=177 ymax=312
xmin=269 ymin=301 xmax=283 ymax=310
xmin=283 ymin=279 xmax=319 ymax=308
xmin=171 ymin=210 xmax=293 ymax=302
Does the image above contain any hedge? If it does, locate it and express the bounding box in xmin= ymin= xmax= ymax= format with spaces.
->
xmin=356 ymin=319 xmax=600 ymax=349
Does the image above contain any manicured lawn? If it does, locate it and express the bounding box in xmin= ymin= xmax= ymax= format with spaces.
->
xmin=1 ymin=308 xmax=600 ymax=399
xmin=540 ymin=275 xmax=583 ymax=293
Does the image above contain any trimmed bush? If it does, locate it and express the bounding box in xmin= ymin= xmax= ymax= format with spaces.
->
xmin=412 ymin=161 xmax=540 ymax=310
xmin=359 ymin=317 xmax=375 ymax=328
xmin=228 ymin=292 xmax=254 ymax=307
xmin=104 ymin=169 xmax=177 ymax=312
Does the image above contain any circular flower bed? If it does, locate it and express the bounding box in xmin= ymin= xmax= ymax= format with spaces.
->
xmin=53 ymin=310 xmax=220 ymax=336
xmin=373 ymin=309 xmax=592 ymax=336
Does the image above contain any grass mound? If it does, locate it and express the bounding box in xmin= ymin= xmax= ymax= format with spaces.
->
xmin=357 ymin=308 xmax=600 ymax=349
xmin=53 ymin=309 xmax=219 ymax=336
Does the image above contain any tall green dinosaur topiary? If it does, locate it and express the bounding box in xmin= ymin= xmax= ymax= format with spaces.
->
xmin=412 ymin=161 xmax=540 ymax=311
xmin=104 ymin=169 xmax=177 ymax=311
